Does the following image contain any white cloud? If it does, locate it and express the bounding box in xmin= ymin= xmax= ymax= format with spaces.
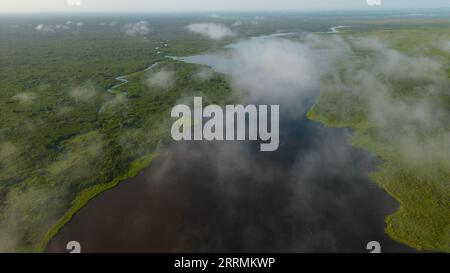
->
xmin=66 ymin=0 xmax=81 ymax=6
xmin=122 ymin=21 xmax=151 ymax=36
xmin=232 ymin=20 xmax=243 ymax=27
xmin=35 ymin=23 xmax=70 ymax=32
xmin=35 ymin=21 xmax=83 ymax=33
xmin=193 ymin=37 xmax=333 ymax=103
xmin=146 ymin=69 xmax=175 ymax=90
xmin=12 ymin=92 xmax=36 ymax=105
xmin=186 ymin=23 xmax=234 ymax=40
xmin=193 ymin=67 xmax=215 ymax=81
xmin=69 ymin=85 xmax=97 ymax=102
xmin=366 ymin=0 xmax=382 ymax=6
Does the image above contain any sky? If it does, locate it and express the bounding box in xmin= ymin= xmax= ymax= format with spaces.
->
xmin=1 ymin=0 xmax=449 ymax=13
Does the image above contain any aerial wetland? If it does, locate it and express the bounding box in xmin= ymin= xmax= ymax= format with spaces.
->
xmin=0 ymin=12 xmax=448 ymax=253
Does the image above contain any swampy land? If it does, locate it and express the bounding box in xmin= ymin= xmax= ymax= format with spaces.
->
xmin=0 ymin=11 xmax=449 ymax=252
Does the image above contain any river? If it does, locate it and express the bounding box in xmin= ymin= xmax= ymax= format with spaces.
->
xmin=46 ymin=33 xmax=416 ymax=253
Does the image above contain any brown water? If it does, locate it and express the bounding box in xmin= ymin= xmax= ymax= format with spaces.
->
xmin=46 ymin=106 xmax=415 ymax=253
xmin=47 ymin=35 xmax=416 ymax=252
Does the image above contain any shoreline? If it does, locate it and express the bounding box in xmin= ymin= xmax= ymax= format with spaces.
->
xmin=39 ymin=153 xmax=157 ymax=252
xmin=306 ymin=105 xmax=448 ymax=253
xmin=38 ymin=62 xmax=163 ymax=252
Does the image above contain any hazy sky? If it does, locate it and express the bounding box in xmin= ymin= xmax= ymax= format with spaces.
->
xmin=1 ymin=0 xmax=449 ymax=13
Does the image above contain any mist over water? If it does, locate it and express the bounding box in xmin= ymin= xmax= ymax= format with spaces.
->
xmin=46 ymin=34 xmax=431 ymax=253
xmin=47 ymin=102 xmax=415 ymax=253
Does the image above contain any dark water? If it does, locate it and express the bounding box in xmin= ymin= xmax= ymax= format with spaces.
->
xmin=46 ymin=103 xmax=415 ymax=253
xmin=46 ymin=35 xmax=416 ymax=253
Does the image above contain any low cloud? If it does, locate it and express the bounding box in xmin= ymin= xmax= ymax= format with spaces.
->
xmin=0 ymin=131 xmax=105 ymax=252
xmin=181 ymin=32 xmax=449 ymax=181
xmin=66 ymin=0 xmax=82 ymax=6
xmin=99 ymin=93 xmax=128 ymax=114
xmin=193 ymin=67 xmax=215 ymax=81
xmin=12 ymin=92 xmax=36 ymax=105
xmin=35 ymin=21 xmax=83 ymax=33
xmin=366 ymin=0 xmax=382 ymax=7
xmin=186 ymin=23 xmax=234 ymax=40
xmin=0 ymin=184 xmax=65 ymax=252
xmin=48 ymin=131 xmax=105 ymax=179
xmin=352 ymin=37 xmax=443 ymax=80
xmin=152 ymin=34 xmax=448 ymax=251
xmin=40 ymin=33 xmax=447 ymax=253
xmin=190 ymin=35 xmax=344 ymax=107
xmin=227 ymin=38 xmax=324 ymax=102
xmin=232 ymin=21 xmax=243 ymax=27
xmin=35 ymin=24 xmax=69 ymax=33
xmin=310 ymin=36 xmax=449 ymax=171
xmin=146 ymin=69 xmax=175 ymax=90
xmin=69 ymin=85 xmax=97 ymax=102
xmin=122 ymin=21 xmax=151 ymax=36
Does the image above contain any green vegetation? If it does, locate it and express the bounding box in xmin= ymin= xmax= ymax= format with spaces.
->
xmin=0 ymin=15 xmax=233 ymax=252
xmin=0 ymin=13 xmax=449 ymax=253
xmin=308 ymin=28 xmax=450 ymax=252
xmin=37 ymin=152 xmax=157 ymax=252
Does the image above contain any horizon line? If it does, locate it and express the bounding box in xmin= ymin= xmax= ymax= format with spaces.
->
xmin=1 ymin=7 xmax=450 ymax=15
